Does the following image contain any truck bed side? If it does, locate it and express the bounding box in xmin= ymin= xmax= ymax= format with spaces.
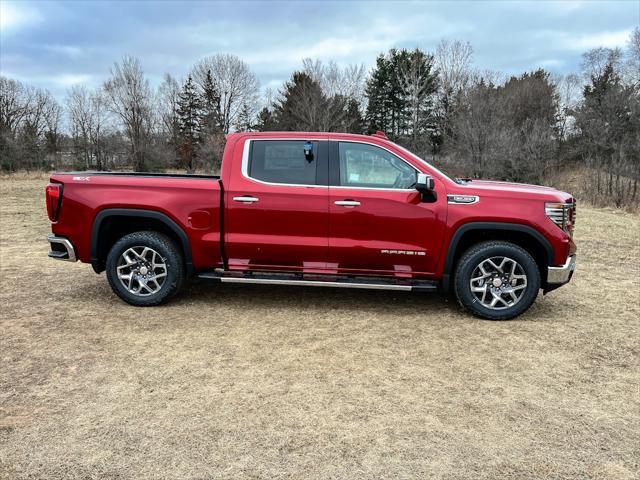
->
xmin=49 ymin=173 xmax=223 ymax=272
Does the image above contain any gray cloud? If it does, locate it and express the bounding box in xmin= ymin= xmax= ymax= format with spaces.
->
xmin=1 ymin=0 xmax=637 ymax=101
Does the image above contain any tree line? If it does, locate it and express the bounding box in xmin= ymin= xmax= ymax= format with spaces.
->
xmin=0 ymin=29 xmax=638 ymax=207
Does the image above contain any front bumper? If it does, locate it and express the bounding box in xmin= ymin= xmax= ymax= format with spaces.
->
xmin=545 ymin=255 xmax=576 ymax=292
xmin=47 ymin=235 xmax=77 ymax=262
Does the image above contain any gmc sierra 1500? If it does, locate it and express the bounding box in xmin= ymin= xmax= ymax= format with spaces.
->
xmin=46 ymin=131 xmax=576 ymax=319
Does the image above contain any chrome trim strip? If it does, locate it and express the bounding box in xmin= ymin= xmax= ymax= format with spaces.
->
xmin=447 ymin=195 xmax=480 ymax=205
xmin=240 ymin=137 xmax=421 ymax=192
xmin=47 ymin=235 xmax=77 ymax=262
xmin=233 ymin=196 xmax=259 ymax=203
xmin=329 ymin=186 xmax=416 ymax=192
xmin=241 ymin=138 xmax=326 ymax=188
xmin=547 ymin=255 xmax=576 ymax=284
xmin=220 ymin=277 xmax=413 ymax=291
xmin=329 ymin=139 xmax=419 ymax=192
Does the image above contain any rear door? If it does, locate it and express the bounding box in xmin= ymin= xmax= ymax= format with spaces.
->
xmin=224 ymin=137 xmax=329 ymax=272
xmin=328 ymin=140 xmax=446 ymax=277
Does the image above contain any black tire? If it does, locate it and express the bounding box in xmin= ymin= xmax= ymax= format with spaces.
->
xmin=454 ymin=241 xmax=541 ymax=320
xmin=106 ymin=231 xmax=185 ymax=306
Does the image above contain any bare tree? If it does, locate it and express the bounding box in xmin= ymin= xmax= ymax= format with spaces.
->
xmin=575 ymin=56 xmax=639 ymax=206
xmin=450 ymin=81 xmax=499 ymax=178
xmin=157 ymin=73 xmax=180 ymax=158
xmin=17 ymin=88 xmax=59 ymax=169
xmin=263 ymin=87 xmax=278 ymax=109
xmin=90 ymin=91 xmax=109 ymax=170
xmin=0 ymin=76 xmax=33 ymax=136
xmin=625 ymin=27 xmax=640 ymax=86
xmin=395 ymin=49 xmax=438 ymax=148
xmin=556 ymin=73 xmax=582 ymax=139
xmin=581 ymin=47 xmax=623 ymax=81
xmin=66 ymin=85 xmax=93 ymax=168
xmin=66 ymin=86 xmax=109 ymax=170
xmin=435 ymin=39 xmax=474 ymax=95
xmin=191 ymin=54 xmax=259 ymax=133
xmin=22 ymin=88 xmax=54 ymax=138
xmin=302 ymin=58 xmax=367 ymax=104
xmin=0 ymin=77 xmax=61 ymax=170
xmin=103 ymin=55 xmax=153 ymax=171
xmin=434 ymin=39 xmax=474 ymax=143
xmin=451 ymin=70 xmax=558 ymax=183
xmin=44 ymin=97 xmax=62 ymax=169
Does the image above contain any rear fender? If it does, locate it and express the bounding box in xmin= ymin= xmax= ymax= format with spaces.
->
xmin=90 ymin=208 xmax=193 ymax=274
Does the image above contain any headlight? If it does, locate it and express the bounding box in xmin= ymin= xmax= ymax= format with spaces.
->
xmin=545 ymin=201 xmax=576 ymax=235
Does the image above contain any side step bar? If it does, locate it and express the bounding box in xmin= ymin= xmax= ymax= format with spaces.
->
xmin=198 ymin=272 xmax=438 ymax=292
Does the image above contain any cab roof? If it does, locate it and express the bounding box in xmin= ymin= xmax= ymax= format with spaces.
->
xmin=227 ymin=131 xmax=390 ymax=142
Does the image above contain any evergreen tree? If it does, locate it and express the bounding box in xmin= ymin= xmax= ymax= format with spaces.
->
xmin=395 ymin=48 xmax=439 ymax=145
xmin=365 ymin=48 xmax=438 ymax=144
xmin=255 ymin=107 xmax=277 ymax=131
xmin=576 ymin=60 xmax=639 ymax=203
xmin=342 ymin=98 xmax=364 ymax=133
xmin=176 ymin=75 xmax=203 ymax=171
xmin=200 ymin=69 xmax=222 ymax=135
xmin=365 ymin=54 xmax=394 ymax=134
xmin=273 ymin=72 xmax=330 ymax=131
xmin=234 ymin=103 xmax=254 ymax=131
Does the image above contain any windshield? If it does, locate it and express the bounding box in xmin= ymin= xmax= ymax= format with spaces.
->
xmin=391 ymin=142 xmax=456 ymax=183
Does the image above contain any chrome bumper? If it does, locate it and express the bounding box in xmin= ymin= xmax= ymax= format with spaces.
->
xmin=47 ymin=235 xmax=77 ymax=262
xmin=547 ymin=255 xmax=576 ymax=284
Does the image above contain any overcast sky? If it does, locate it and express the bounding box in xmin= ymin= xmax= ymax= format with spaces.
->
xmin=1 ymin=0 xmax=638 ymax=101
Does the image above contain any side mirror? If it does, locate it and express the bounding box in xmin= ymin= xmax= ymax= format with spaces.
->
xmin=415 ymin=173 xmax=435 ymax=192
xmin=415 ymin=173 xmax=437 ymax=203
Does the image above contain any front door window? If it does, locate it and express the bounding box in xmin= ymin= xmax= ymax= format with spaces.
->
xmin=338 ymin=142 xmax=417 ymax=189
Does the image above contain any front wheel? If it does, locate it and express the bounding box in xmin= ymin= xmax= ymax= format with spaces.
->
xmin=106 ymin=231 xmax=185 ymax=306
xmin=454 ymin=241 xmax=541 ymax=320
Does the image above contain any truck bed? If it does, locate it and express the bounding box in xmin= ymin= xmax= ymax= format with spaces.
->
xmin=58 ymin=171 xmax=220 ymax=179
xmin=49 ymin=171 xmax=223 ymax=272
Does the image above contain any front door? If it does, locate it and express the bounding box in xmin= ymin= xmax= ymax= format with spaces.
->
xmin=328 ymin=140 xmax=446 ymax=277
xmin=225 ymin=137 xmax=329 ymax=272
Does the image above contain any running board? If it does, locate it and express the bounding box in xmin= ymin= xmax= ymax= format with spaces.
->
xmin=197 ymin=272 xmax=438 ymax=292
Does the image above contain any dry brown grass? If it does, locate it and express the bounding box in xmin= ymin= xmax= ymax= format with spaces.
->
xmin=0 ymin=174 xmax=639 ymax=480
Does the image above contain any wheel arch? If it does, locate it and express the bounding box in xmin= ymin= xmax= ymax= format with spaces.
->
xmin=90 ymin=208 xmax=193 ymax=274
xmin=441 ymin=222 xmax=553 ymax=292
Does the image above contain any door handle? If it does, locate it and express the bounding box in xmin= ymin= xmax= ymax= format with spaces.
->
xmin=334 ymin=200 xmax=361 ymax=207
xmin=233 ymin=196 xmax=259 ymax=203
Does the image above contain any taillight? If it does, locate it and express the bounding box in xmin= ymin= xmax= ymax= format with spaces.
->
xmin=46 ymin=183 xmax=63 ymax=221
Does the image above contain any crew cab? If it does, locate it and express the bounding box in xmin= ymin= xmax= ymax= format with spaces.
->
xmin=45 ymin=131 xmax=576 ymax=320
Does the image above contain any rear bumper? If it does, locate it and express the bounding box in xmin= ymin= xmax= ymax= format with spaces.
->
xmin=545 ymin=255 xmax=576 ymax=292
xmin=47 ymin=235 xmax=77 ymax=262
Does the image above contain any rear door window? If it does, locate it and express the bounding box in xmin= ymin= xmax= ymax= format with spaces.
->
xmin=249 ymin=140 xmax=319 ymax=185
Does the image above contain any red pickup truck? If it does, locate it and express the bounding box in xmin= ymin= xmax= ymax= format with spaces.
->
xmin=46 ymin=131 xmax=576 ymax=319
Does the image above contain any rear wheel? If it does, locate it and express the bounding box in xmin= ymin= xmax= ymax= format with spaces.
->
xmin=454 ymin=241 xmax=540 ymax=320
xmin=106 ymin=231 xmax=185 ymax=306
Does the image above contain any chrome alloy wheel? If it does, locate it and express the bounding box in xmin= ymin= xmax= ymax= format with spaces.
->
xmin=116 ymin=246 xmax=167 ymax=296
xmin=469 ymin=256 xmax=528 ymax=310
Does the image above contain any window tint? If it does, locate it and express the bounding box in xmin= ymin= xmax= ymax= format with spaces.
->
xmin=249 ymin=140 xmax=317 ymax=185
xmin=338 ymin=142 xmax=417 ymax=189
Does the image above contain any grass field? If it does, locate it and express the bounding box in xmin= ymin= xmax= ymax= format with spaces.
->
xmin=1 ymin=174 xmax=639 ymax=479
